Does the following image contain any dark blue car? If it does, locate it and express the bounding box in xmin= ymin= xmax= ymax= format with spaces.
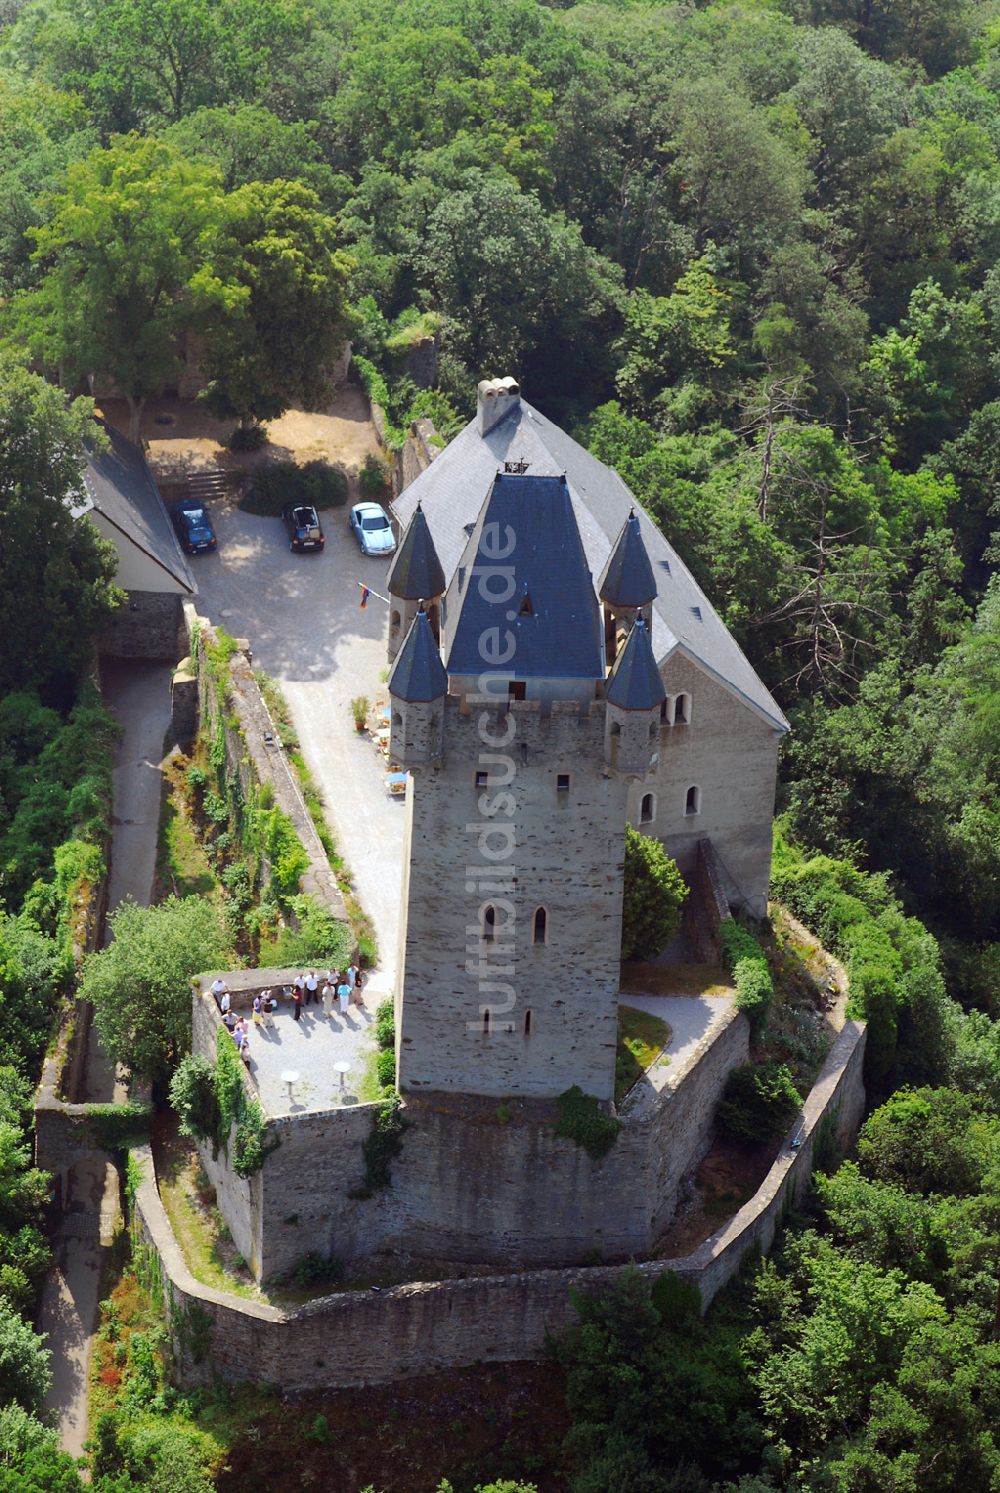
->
xmin=171 ymin=500 xmax=217 ymax=554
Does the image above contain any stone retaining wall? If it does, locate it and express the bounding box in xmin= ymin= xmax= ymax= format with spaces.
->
xmin=195 ymin=618 xmax=347 ymax=922
xmin=132 ymin=1020 xmax=866 ymax=1390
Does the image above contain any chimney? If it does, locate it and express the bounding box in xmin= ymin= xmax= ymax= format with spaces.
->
xmin=477 ymin=375 xmax=520 ymax=436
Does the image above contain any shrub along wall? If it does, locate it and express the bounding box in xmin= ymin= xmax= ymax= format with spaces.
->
xmin=771 ymin=825 xmax=951 ymax=1091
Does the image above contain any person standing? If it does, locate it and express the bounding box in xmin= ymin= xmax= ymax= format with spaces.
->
xmin=321 ymin=980 xmax=334 ymax=1018
xmin=305 ymin=970 xmax=319 ymax=1005
xmin=292 ymin=985 xmax=303 ymax=1022
xmin=219 ymin=989 xmax=231 ymax=1016
xmin=337 ymin=977 xmax=351 ymax=1016
xmin=252 ymin=995 xmax=264 ymax=1033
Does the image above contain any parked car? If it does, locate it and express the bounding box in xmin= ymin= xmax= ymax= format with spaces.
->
xmin=171 ymin=499 xmax=217 ymax=554
xmin=282 ymin=503 xmax=325 ymax=552
xmin=349 ymin=501 xmax=396 ymax=557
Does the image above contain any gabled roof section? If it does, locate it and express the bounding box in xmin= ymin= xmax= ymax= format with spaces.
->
xmin=389 ymin=607 xmax=448 ymax=702
xmin=81 ymin=421 xmax=194 ymax=593
xmin=394 ymin=398 xmax=788 ymax=732
xmin=606 ymin=617 xmax=666 ymax=711
xmin=445 ymin=473 xmax=604 ymax=682
xmin=599 ymin=509 xmax=657 ymax=608
xmin=387 ymin=501 xmax=446 ymax=600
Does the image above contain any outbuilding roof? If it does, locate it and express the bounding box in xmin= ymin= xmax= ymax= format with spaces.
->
xmin=394 ymin=396 xmax=788 ymax=731
xmin=77 ymin=421 xmax=194 ymax=593
xmin=599 ymin=509 xmax=657 ymax=608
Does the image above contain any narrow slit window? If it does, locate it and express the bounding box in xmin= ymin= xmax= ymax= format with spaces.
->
xmin=685 ymin=785 xmax=701 ymax=816
xmin=640 ymin=792 xmax=655 ymax=824
xmin=482 ymin=1007 xmax=490 ymax=1033
xmin=524 ymin=1009 xmax=532 ymax=1036
xmin=557 ymin=773 xmax=570 ymax=792
xmin=483 ymin=904 xmax=496 ymax=941
xmin=532 ymin=907 xmax=547 ymax=944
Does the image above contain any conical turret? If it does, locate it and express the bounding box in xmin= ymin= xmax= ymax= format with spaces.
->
xmin=387 ymin=503 xmax=446 ymax=662
xmin=604 ymin=616 xmax=665 ymax=776
xmin=598 ymin=509 xmax=657 ymax=664
xmin=388 ymin=606 xmax=447 ymax=765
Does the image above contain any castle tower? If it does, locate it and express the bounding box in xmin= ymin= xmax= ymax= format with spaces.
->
xmin=604 ymin=615 xmax=666 ymax=776
xmin=386 ymin=502 xmax=446 ymax=662
xmin=598 ymin=508 xmax=657 ymax=665
xmin=387 ymin=606 xmax=447 ymax=766
xmin=394 ymin=471 xmax=630 ymax=1102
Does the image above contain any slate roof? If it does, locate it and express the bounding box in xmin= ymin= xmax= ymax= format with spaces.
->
xmin=394 ymin=398 xmax=788 ymax=731
xmin=606 ymin=617 xmax=666 ymax=712
xmin=445 ymin=473 xmax=604 ymax=682
xmin=76 ymin=421 xmax=194 ymax=593
xmin=389 ymin=607 xmax=448 ymax=702
xmin=599 ymin=509 xmax=657 ymax=608
xmin=387 ymin=501 xmax=446 ymax=600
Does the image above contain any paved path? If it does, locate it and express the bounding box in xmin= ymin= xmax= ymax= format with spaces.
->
xmin=190 ymin=499 xmax=404 ymax=983
xmin=39 ymin=659 xmax=172 ymax=1458
xmin=619 ymin=993 xmax=732 ymax=1073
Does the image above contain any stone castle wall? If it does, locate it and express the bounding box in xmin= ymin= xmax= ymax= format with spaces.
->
xmin=626 ymin=654 xmax=781 ymax=917
xmin=194 ymin=970 xmax=748 ymax=1276
xmin=132 ymin=1020 xmax=866 ymax=1391
xmin=99 ymin=589 xmax=188 ymax=661
xmin=397 ymin=699 xmax=629 ymax=1102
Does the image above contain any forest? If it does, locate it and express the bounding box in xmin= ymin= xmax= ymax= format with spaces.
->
xmin=0 ymin=0 xmax=998 ymax=1490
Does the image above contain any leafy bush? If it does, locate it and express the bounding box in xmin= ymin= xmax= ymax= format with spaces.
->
xmin=292 ymin=1253 xmax=343 ymax=1290
xmin=169 ymin=1055 xmax=219 ymax=1143
xmin=716 ymin=1061 xmax=802 ymax=1144
xmin=257 ymin=895 xmax=351 ymax=967
xmin=357 ymin=933 xmax=378 ymax=968
xmin=356 ymin=1092 xmax=408 ymax=1196
xmin=376 ymin=1048 xmax=396 ymax=1091
xmin=358 ymin=451 xmax=389 ymax=499
xmin=374 ymin=998 xmax=395 ymax=1051
xmin=226 ymin=421 xmax=268 ymax=451
xmin=257 ymin=805 xmax=309 ymax=897
xmin=621 ymin=826 xmax=688 ymax=960
xmin=555 ymin=1085 xmax=621 ymax=1159
xmin=720 ymin=919 xmax=774 ymax=1036
xmin=240 ymin=459 xmax=349 ymax=515
xmin=83 ymin=1102 xmax=152 ymax=1152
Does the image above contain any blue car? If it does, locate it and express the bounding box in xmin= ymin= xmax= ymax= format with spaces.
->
xmin=171 ymin=500 xmax=217 ymax=554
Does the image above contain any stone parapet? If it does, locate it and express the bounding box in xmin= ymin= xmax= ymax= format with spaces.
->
xmin=131 ymin=1018 xmax=866 ymax=1390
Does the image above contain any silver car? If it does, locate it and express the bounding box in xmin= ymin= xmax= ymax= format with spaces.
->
xmin=349 ymin=501 xmax=396 ymax=557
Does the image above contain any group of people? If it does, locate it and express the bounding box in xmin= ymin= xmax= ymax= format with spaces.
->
xmin=288 ymin=965 xmax=364 ymax=1022
xmin=209 ymin=966 xmax=365 ymax=1062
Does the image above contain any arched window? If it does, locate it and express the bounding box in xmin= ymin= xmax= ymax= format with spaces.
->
xmin=610 ymin=720 xmax=621 ymax=737
xmin=483 ymin=904 xmax=496 ymax=941
xmin=685 ymin=785 xmax=701 ymax=816
xmin=524 ymin=1009 xmax=532 ymax=1036
xmin=392 ymin=710 xmax=402 ymax=727
xmin=660 ymin=697 xmax=671 ymax=724
xmin=390 ymin=609 xmax=401 ymax=632
xmin=675 ymin=692 xmax=691 ymax=725
xmin=532 ymin=906 xmax=547 ymax=944
xmin=640 ymin=792 xmax=655 ymax=824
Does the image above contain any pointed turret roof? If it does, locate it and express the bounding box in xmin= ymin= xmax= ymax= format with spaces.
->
xmin=388 ymin=607 xmax=448 ymax=702
xmin=606 ymin=617 xmax=665 ymax=712
xmin=387 ymin=501 xmax=446 ymax=601
xmin=598 ymin=509 xmax=656 ymax=608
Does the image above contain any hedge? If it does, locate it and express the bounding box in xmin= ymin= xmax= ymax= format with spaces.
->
xmin=719 ymin=918 xmax=773 ymax=1036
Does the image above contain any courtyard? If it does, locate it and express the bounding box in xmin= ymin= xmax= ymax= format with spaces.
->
xmin=241 ymin=992 xmax=379 ymax=1117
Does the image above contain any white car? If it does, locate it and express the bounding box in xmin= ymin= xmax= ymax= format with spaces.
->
xmin=349 ymin=501 xmax=396 ymax=557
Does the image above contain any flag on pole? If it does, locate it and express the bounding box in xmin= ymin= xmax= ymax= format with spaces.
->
xmin=359 ymin=585 xmax=371 ymax=609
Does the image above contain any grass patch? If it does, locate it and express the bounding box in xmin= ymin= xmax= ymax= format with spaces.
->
xmin=616 ymin=1005 xmax=672 ymax=1103
xmin=155 ymin=1129 xmax=259 ymax=1301
xmin=155 ymin=743 xmax=219 ymax=900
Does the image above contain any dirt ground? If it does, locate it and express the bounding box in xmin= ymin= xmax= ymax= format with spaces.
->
xmin=657 ymin=1133 xmax=783 ymax=1257
xmin=214 ymin=1363 xmax=570 ymax=1493
xmin=96 ymin=386 xmax=381 ymax=485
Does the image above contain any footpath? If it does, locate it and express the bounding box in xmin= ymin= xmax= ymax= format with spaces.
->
xmin=38 ymin=659 xmax=173 ymax=1458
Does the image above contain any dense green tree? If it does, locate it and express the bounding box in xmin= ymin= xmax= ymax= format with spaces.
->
xmin=0 ymin=1297 xmax=48 ymax=1414
xmin=0 ymin=360 xmax=121 ymax=694
xmin=621 ymin=826 xmax=688 ymax=961
xmin=197 ymin=179 xmax=352 ymax=434
xmin=12 ymin=134 xmax=225 ymax=441
xmin=81 ymin=896 xmax=228 ymax=1083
